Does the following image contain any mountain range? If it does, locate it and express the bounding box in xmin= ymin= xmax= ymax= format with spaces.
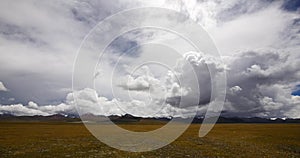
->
xmin=1 ymin=114 xmax=300 ymax=123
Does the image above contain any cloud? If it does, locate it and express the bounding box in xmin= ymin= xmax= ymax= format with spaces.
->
xmin=0 ymin=86 xmax=195 ymax=118
xmin=229 ymin=86 xmax=242 ymax=94
xmin=0 ymin=104 xmax=49 ymax=116
xmin=0 ymin=0 xmax=299 ymax=118
xmin=0 ymin=0 xmax=145 ymax=104
xmin=0 ymin=99 xmax=76 ymax=116
xmin=0 ymin=81 xmax=8 ymax=91
xmin=178 ymin=51 xmax=226 ymax=105
xmin=118 ymin=75 xmax=151 ymax=91
xmin=67 ymin=88 xmax=192 ymax=117
xmin=162 ymin=0 xmax=300 ymax=55
xmin=2 ymin=50 xmax=299 ymax=118
xmin=224 ymin=49 xmax=300 ymax=118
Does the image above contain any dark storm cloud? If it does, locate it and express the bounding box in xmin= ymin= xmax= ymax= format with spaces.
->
xmin=224 ymin=50 xmax=300 ymax=117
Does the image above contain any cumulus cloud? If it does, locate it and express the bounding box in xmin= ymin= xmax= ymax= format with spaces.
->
xmin=179 ymin=51 xmax=226 ymax=105
xmin=224 ymin=49 xmax=300 ymax=118
xmin=2 ymin=50 xmax=299 ymax=118
xmin=118 ymin=75 xmax=151 ymax=91
xmin=229 ymin=86 xmax=242 ymax=94
xmin=0 ymin=104 xmax=49 ymax=116
xmin=0 ymin=0 xmax=299 ymax=118
xmin=70 ymin=88 xmax=201 ymax=118
xmin=0 ymin=100 xmax=75 ymax=116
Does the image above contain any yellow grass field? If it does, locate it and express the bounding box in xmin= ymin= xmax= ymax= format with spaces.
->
xmin=0 ymin=122 xmax=299 ymax=157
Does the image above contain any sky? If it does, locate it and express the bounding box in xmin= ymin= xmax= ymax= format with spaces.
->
xmin=0 ymin=0 xmax=299 ymax=118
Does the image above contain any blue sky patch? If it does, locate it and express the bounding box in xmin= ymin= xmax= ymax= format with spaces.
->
xmin=282 ymin=0 xmax=300 ymax=11
xmin=292 ymin=85 xmax=300 ymax=96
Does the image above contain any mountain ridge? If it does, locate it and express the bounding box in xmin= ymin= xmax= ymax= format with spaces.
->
xmin=1 ymin=113 xmax=300 ymax=123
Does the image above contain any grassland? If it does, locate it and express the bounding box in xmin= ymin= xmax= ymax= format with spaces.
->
xmin=0 ymin=122 xmax=299 ymax=157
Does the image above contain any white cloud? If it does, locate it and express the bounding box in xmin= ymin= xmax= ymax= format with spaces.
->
xmin=67 ymin=88 xmax=193 ymax=117
xmin=0 ymin=104 xmax=50 ymax=116
xmin=0 ymin=0 xmax=299 ymax=118
xmin=0 ymin=87 xmax=196 ymax=117
xmin=160 ymin=0 xmax=299 ymax=56
xmin=210 ymin=5 xmax=295 ymax=54
xmin=0 ymin=0 xmax=144 ymax=104
xmin=229 ymin=86 xmax=242 ymax=94
xmin=119 ymin=75 xmax=151 ymax=91
xmin=28 ymin=101 xmax=38 ymax=109
xmin=0 ymin=81 xmax=8 ymax=91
